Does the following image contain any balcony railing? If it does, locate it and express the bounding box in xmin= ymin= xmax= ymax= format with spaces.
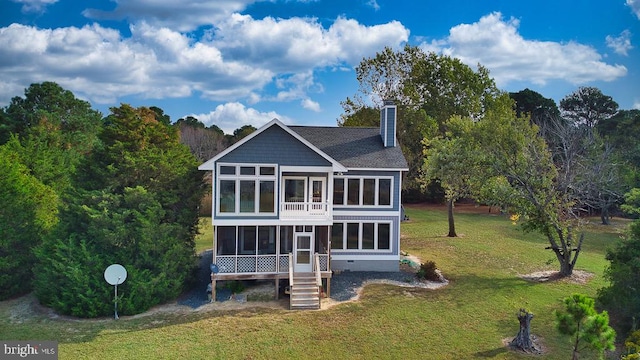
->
xmin=280 ymin=201 xmax=329 ymax=219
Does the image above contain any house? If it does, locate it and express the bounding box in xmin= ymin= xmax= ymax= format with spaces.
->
xmin=198 ymin=100 xmax=408 ymax=309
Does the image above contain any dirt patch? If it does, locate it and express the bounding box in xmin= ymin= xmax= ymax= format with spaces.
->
xmin=519 ymin=270 xmax=594 ymax=284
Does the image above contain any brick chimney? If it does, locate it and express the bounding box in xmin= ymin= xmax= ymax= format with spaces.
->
xmin=380 ymin=99 xmax=397 ymax=147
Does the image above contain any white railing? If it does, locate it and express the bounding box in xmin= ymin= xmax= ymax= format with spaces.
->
xmin=215 ymin=253 xmax=330 ymax=274
xmin=314 ymin=253 xmax=322 ymax=287
xmin=288 ymin=253 xmax=294 ymax=286
xmin=280 ymin=201 xmax=329 ymax=219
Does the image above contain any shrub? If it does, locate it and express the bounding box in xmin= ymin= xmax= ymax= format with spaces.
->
xmin=416 ymin=261 xmax=440 ymax=281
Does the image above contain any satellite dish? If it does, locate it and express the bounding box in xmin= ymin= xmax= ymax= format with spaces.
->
xmin=210 ymin=263 xmax=219 ymax=274
xmin=104 ymin=264 xmax=127 ymax=285
xmin=104 ymin=264 xmax=127 ymax=320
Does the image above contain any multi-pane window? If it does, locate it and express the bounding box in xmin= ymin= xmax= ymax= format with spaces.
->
xmin=217 ymin=164 xmax=276 ymax=215
xmin=217 ymin=226 xmax=277 ymax=255
xmin=331 ymin=222 xmax=392 ymax=251
xmin=333 ymin=176 xmax=393 ymax=207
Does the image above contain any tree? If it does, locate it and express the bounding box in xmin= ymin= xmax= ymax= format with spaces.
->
xmin=0 ymin=146 xmax=58 ymax=299
xmin=478 ymin=109 xmax=585 ymax=276
xmin=422 ymin=115 xmax=484 ymax=237
xmin=510 ymin=88 xmax=560 ymax=127
xmin=556 ymin=293 xmax=616 ymax=360
xmin=176 ymin=118 xmax=228 ymax=162
xmin=34 ymin=104 xmax=204 ymax=317
xmin=343 ymin=45 xmax=502 ymax=199
xmin=596 ymin=109 xmax=640 ymax=188
xmin=228 ymin=125 xmax=256 ymax=144
xmin=560 ymin=87 xmax=618 ymax=129
xmin=598 ymin=219 xmax=640 ymax=336
xmin=0 ymin=82 xmax=103 ymax=194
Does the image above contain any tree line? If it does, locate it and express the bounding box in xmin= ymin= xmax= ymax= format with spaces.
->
xmin=0 ymin=82 xmax=253 ymax=316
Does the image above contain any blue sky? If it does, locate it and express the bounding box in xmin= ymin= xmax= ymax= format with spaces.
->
xmin=1 ymin=0 xmax=639 ymax=133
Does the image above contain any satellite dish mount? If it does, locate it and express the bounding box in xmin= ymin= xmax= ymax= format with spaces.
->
xmin=104 ymin=264 xmax=127 ymax=320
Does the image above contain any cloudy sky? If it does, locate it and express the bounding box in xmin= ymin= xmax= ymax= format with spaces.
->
xmin=1 ymin=0 xmax=639 ymax=133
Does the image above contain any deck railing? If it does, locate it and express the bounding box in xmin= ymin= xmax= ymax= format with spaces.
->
xmin=214 ymin=253 xmax=330 ymax=274
xmin=280 ymin=201 xmax=329 ymax=219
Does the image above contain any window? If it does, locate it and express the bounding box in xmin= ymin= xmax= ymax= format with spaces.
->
xmin=363 ymin=179 xmax=375 ymax=205
xmin=239 ymin=226 xmax=257 ymax=254
xmin=331 ymin=222 xmax=392 ymax=251
xmin=347 ymin=223 xmax=359 ymax=249
xmin=378 ymin=223 xmax=390 ymax=250
xmin=362 ymin=223 xmax=374 ymax=249
xmin=379 ymin=179 xmax=391 ymax=206
xmin=217 ymin=164 xmax=276 ymax=215
xmin=347 ymin=179 xmax=359 ymax=205
xmin=284 ymin=178 xmax=305 ymax=202
xmin=217 ymin=226 xmax=237 ymax=255
xmin=280 ymin=226 xmax=294 ymax=253
xmin=333 ymin=176 xmax=393 ymax=207
xmin=239 ymin=180 xmax=255 ymax=212
xmin=331 ymin=223 xmax=343 ymax=250
xmin=258 ymin=226 xmax=276 ymax=254
xmin=259 ymin=181 xmax=274 ymax=212
xmin=333 ymin=178 xmax=344 ymax=205
xmin=219 ymin=180 xmax=235 ymax=213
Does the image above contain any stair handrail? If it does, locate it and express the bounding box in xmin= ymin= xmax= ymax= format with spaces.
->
xmin=288 ymin=252 xmax=294 ymax=286
xmin=314 ymin=253 xmax=321 ymax=287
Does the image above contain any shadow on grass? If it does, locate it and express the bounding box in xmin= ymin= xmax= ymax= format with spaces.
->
xmin=474 ymin=346 xmax=509 ymax=358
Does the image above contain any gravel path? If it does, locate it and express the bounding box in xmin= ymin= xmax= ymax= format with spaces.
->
xmin=177 ymin=250 xmax=445 ymax=308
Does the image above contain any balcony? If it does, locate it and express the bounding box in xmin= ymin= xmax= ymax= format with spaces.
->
xmin=280 ymin=201 xmax=330 ymax=220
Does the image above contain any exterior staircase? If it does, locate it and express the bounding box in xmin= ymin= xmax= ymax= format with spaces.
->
xmin=289 ymin=272 xmax=321 ymax=310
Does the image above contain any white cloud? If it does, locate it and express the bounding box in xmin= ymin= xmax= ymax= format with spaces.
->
xmin=366 ymin=0 xmax=380 ymax=11
xmin=633 ymin=99 xmax=640 ymax=110
xmin=190 ymin=102 xmax=291 ymax=134
xmin=301 ymin=98 xmax=321 ymax=112
xmin=420 ymin=12 xmax=627 ymax=86
xmin=0 ymin=23 xmax=272 ymax=105
xmin=628 ymin=0 xmax=640 ymax=19
xmin=213 ymin=15 xmax=408 ymax=71
xmin=83 ymin=0 xmax=258 ymax=32
xmin=11 ymin=0 xmax=58 ymax=13
xmin=606 ymin=30 xmax=633 ymax=56
xmin=0 ymin=14 xmax=408 ymax=109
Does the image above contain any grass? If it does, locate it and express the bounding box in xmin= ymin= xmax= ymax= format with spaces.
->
xmin=0 ymin=205 xmax=628 ymax=359
xmin=195 ymin=217 xmax=213 ymax=254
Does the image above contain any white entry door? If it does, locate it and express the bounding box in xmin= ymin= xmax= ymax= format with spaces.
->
xmin=294 ymin=233 xmax=313 ymax=272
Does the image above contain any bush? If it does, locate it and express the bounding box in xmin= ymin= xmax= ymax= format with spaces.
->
xmin=416 ymin=261 xmax=441 ymax=281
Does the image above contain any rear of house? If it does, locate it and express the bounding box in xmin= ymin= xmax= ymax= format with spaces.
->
xmin=198 ymin=101 xmax=408 ymax=309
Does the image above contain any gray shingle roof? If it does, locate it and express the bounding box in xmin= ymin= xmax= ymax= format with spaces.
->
xmin=289 ymin=126 xmax=408 ymax=170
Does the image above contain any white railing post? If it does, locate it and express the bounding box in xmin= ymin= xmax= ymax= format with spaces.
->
xmin=314 ymin=253 xmax=321 ymax=287
xmin=288 ymin=253 xmax=294 ymax=285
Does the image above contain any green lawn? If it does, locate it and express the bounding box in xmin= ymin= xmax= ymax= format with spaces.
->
xmin=195 ymin=217 xmax=213 ymax=254
xmin=0 ymin=205 xmax=628 ymax=359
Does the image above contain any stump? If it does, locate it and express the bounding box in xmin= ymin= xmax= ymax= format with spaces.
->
xmin=510 ymin=309 xmax=541 ymax=353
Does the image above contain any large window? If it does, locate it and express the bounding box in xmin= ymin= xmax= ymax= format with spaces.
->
xmin=217 ymin=164 xmax=276 ymax=215
xmin=331 ymin=222 xmax=392 ymax=251
xmin=333 ymin=176 xmax=393 ymax=207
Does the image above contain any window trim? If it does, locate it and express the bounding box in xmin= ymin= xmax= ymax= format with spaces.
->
xmin=333 ymin=176 xmax=394 ymax=208
xmin=216 ymin=163 xmax=277 ymax=216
